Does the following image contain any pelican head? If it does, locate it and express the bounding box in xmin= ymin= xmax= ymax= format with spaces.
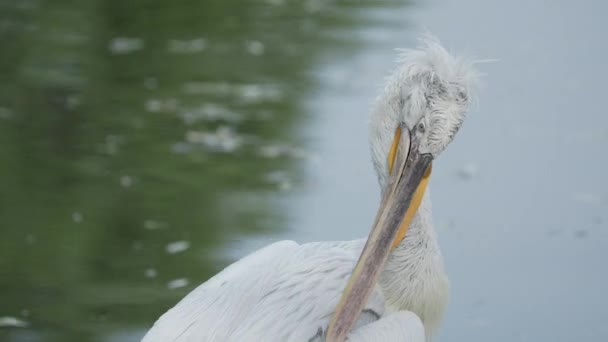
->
xmin=327 ymin=37 xmax=478 ymax=341
xmin=370 ymin=38 xmax=477 ymax=188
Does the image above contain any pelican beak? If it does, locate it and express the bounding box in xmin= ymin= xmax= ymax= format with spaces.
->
xmin=326 ymin=124 xmax=433 ymax=342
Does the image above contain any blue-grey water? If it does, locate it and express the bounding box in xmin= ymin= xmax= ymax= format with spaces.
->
xmin=261 ymin=1 xmax=608 ymax=341
xmin=1 ymin=0 xmax=607 ymax=341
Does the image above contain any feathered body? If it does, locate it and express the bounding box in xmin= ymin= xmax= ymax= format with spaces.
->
xmin=143 ymin=195 xmax=444 ymax=341
xmin=142 ymin=38 xmax=476 ymax=342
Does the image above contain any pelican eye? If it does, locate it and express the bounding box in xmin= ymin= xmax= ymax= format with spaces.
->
xmin=458 ymin=90 xmax=468 ymax=102
xmin=417 ymin=122 xmax=426 ymax=133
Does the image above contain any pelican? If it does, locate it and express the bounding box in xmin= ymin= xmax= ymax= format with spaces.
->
xmin=142 ymin=37 xmax=477 ymax=342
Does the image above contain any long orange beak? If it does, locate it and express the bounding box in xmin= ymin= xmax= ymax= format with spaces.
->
xmin=326 ymin=124 xmax=432 ymax=342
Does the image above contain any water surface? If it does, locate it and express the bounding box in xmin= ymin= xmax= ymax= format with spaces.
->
xmin=1 ymin=0 xmax=607 ymax=341
xmin=0 ymin=0 xmax=410 ymax=341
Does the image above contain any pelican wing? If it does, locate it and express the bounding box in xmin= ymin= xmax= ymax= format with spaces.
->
xmin=346 ymin=311 xmax=425 ymax=342
xmin=142 ymin=240 xmax=424 ymax=342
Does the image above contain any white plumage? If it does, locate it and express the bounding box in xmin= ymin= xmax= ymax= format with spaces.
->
xmin=144 ymin=240 xmax=424 ymax=341
xmin=142 ymin=37 xmax=477 ymax=342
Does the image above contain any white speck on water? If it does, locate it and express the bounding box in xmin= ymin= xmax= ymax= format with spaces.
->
xmin=144 ymin=268 xmax=158 ymax=278
xmin=166 ymin=240 xmax=190 ymax=254
xmin=108 ymin=37 xmax=144 ymax=55
xmin=182 ymin=82 xmax=283 ymax=104
xmin=168 ymin=38 xmax=207 ymax=54
xmin=143 ymin=77 xmax=159 ymax=90
xmin=132 ymin=241 xmax=144 ymax=251
xmin=265 ymin=171 xmax=292 ymax=191
xmin=258 ymin=144 xmax=315 ymax=161
xmin=182 ymin=81 xmax=227 ymax=95
xmin=456 ymin=162 xmax=479 ymax=181
xmin=304 ymin=0 xmax=323 ymax=13
xmin=20 ymin=309 xmax=29 ymax=317
xmin=258 ymin=144 xmax=289 ymax=159
xmin=238 ymin=84 xmax=282 ymax=104
xmin=72 ymin=212 xmax=83 ymax=223
xmin=185 ymin=126 xmax=242 ymax=153
xmin=179 ymin=103 xmax=242 ymax=125
xmin=143 ymin=220 xmax=168 ymax=230
xmin=167 ymin=278 xmax=189 ymax=289
xmin=171 ymin=142 xmax=193 ymax=154
xmin=145 ymin=98 xmax=178 ymax=113
xmin=103 ymin=134 xmax=125 ymax=155
xmin=572 ymin=193 xmax=603 ymax=206
xmin=120 ymin=175 xmax=133 ymax=188
xmin=145 ymin=99 xmax=162 ymax=112
xmin=0 ymin=107 xmax=14 ymax=119
xmin=0 ymin=316 xmax=29 ymax=328
xmin=25 ymin=234 xmax=36 ymax=245
xmin=66 ymin=95 xmax=81 ymax=110
xmin=245 ymin=40 xmax=265 ymax=56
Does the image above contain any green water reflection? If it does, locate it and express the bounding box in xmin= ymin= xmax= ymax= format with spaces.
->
xmin=0 ymin=0 xmax=407 ymax=341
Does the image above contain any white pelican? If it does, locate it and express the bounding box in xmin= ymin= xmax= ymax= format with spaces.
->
xmin=142 ymin=37 xmax=477 ymax=342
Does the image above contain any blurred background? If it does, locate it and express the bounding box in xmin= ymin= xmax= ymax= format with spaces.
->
xmin=1 ymin=0 xmax=607 ymax=341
